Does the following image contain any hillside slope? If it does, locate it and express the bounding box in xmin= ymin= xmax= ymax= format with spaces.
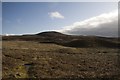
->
xmin=2 ymin=31 xmax=120 ymax=48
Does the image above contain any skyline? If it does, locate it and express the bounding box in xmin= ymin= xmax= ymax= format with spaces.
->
xmin=2 ymin=2 xmax=118 ymax=37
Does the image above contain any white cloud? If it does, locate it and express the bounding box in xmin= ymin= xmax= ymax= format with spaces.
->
xmin=3 ymin=34 xmax=22 ymax=36
xmin=4 ymin=34 xmax=16 ymax=36
xmin=49 ymin=11 xmax=64 ymax=19
xmin=59 ymin=10 xmax=118 ymax=37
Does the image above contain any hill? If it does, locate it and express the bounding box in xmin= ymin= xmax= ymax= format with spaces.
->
xmin=2 ymin=31 xmax=120 ymax=48
xmin=2 ymin=31 xmax=120 ymax=79
xmin=36 ymin=31 xmax=67 ymax=37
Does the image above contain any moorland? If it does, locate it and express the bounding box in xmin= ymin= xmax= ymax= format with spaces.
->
xmin=2 ymin=31 xmax=120 ymax=79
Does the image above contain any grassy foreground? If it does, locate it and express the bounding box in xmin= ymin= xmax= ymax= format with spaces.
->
xmin=2 ymin=41 xmax=120 ymax=79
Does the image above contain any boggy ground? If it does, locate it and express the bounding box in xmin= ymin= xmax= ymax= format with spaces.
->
xmin=2 ymin=41 xmax=120 ymax=79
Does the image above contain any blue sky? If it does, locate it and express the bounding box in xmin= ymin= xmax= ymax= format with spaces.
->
xmin=0 ymin=2 xmax=1 ymax=34
xmin=2 ymin=2 xmax=118 ymax=37
xmin=2 ymin=0 xmax=119 ymax=2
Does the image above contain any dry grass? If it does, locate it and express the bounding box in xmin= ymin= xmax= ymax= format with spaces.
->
xmin=2 ymin=41 xmax=120 ymax=79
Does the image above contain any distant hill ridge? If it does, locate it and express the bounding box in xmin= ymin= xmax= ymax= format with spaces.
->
xmin=36 ymin=31 xmax=67 ymax=37
xmin=2 ymin=31 xmax=120 ymax=48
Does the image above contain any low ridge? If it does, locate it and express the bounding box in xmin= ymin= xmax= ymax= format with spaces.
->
xmin=2 ymin=31 xmax=120 ymax=48
xmin=36 ymin=31 xmax=67 ymax=37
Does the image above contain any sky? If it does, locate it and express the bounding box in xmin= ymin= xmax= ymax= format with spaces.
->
xmin=2 ymin=0 xmax=119 ymax=2
xmin=2 ymin=2 xmax=118 ymax=37
xmin=0 ymin=2 xmax=1 ymax=35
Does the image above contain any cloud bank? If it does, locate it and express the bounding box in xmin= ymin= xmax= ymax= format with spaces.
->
xmin=4 ymin=34 xmax=16 ymax=36
xmin=49 ymin=11 xmax=64 ymax=19
xmin=59 ymin=10 xmax=118 ymax=37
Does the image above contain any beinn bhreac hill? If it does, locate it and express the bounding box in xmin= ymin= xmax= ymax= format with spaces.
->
xmin=2 ymin=31 xmax=120 ymax=79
